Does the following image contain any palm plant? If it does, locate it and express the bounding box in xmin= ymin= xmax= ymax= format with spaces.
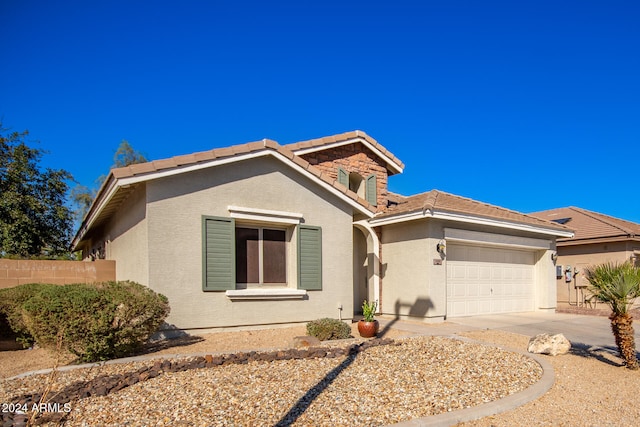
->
xmin=584 ymin=261 xmax=640 ymax=370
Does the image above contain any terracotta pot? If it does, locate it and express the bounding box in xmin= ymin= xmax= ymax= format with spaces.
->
xmin=358 ymin=320 xmax=379 ymax=338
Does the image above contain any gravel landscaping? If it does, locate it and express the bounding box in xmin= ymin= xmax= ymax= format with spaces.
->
xmin=1 ymin=320 xmax=639 ymax=426
xmin=1 ymin=334 xmax=540 ymax=426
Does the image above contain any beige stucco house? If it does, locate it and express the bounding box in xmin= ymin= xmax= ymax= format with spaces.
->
xmin=530 ymin=207 xmax=640 ymax=306
xmin=72 ymin=131 xmax=572 ymax=332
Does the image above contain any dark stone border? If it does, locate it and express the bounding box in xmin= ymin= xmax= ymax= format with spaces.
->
xmin=3 ymin=338 xmax=395 ymax=426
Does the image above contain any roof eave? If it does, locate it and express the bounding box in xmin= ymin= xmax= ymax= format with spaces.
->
xmin=70 ymin=174 xmax=118 ymax=250
xmin=557 ymin=235 xmax=640 ymax=246
xmin=370 ymin=209 xmax=575 ymax=238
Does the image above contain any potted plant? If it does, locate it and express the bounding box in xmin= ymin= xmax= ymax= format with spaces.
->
xmin=358 ymin=300 xmax=379 ymax=338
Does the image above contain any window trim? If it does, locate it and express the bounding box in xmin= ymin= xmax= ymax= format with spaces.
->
xmin=228 ymin=205 xmax=303 ymax=225
xmin=225 ymin=288 xmax=307 ymax=300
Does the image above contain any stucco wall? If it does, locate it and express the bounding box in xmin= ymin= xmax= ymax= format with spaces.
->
xmin=380 ymin=218 xmax=558 ymax=320
xmin=145 ymin=156 xmax=355 ymax=330
xmin=103 ymin=184 xmax=149 ymax=285
xmin=380 ymin=220 xmax=439 ymax=319
xmin=556 ymin=241 xmax=635 ymax=304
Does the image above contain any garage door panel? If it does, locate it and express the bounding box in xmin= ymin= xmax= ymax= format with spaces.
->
xmin=447 ymin=244 xmax=535 ymax=317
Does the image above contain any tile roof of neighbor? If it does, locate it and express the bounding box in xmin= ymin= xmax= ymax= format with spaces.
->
xmin=378 ymin=190 xmax=571 ymax=232
xmin=284 ymin=130 xmax=405 ymax=173
xmin=529 ymin=207 xmax=640 ymax=241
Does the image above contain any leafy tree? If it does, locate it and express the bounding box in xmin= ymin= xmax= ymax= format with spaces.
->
xmin=0 ymin=125 xmax=74 ymax=258
xmin=584 ymin=261 xmax=640 ymax=369
xmin=72 ymin=140 xmax=147 ymax=222
xmin=113 ymin=139 xmax=147 ymax=168
xmin=70 ymin=184 xmax=95 ymax=225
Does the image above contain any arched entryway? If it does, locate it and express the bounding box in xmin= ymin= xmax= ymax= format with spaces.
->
xmin=353 ymin=221 xmax=380 ymax=316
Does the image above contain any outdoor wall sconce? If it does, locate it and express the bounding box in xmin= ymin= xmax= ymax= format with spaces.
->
xmin=436 ymin=240 xmax=446 ymax=253
xmin=551 ymin=252 xmax=558 ymax=263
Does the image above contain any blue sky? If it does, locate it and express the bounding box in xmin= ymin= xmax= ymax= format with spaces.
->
xmin=2 ymin=0 xmax=639 ymax=223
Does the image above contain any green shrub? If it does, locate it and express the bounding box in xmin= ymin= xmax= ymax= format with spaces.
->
xmin=0 ymin=283 xmax=58 ymax=346
xmin=0 ymin=281 xmax=170 ymax=362
xmin=306 ymin=318 xmax=351 ymax=341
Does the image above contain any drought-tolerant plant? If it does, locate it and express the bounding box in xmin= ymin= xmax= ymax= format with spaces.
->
xmin=362 ymin=300 xmax=377 ymax=322
xmin=0 ymin=282 xmax=58 ymax=347
xmin=0 ymin=281 xmax=170 ymax=362
xmin=306 ymin=318 xmax=351 ymax=341
xmin=584 ymin=261 xmax=640 ymax=370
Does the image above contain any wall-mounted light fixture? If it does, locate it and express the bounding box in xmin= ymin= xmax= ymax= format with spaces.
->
xmin=436 ymin=240 xmax=446 ymax=253
xmin=551 ymin=252 xmax=558 ymax=263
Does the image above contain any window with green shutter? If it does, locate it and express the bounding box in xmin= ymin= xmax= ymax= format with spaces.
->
xmin=365 ymin=174 xmax=377 ymax=206
xmin=202 ymin=216 xmax=236 ymax=291
xmin=297 ymin=225 xmax=322 ymax=290
xmin=337 ymin=167 xmax=348 ymax=187
xmin=203 ymin=216 xmax=323 ymax=293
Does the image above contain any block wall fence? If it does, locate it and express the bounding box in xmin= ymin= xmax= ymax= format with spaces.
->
xmin=0 ymin=259 xmax=116 ymax=289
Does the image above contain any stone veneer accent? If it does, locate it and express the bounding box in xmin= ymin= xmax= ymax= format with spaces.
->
xmin=299 ymin=142 xmax=389 ymax=212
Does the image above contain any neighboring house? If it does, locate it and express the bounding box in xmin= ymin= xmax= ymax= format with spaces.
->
xmin=72 ymin=131 xmax=572 ymax=331
xmin=530 ymin=207 xmax=640 ymax=306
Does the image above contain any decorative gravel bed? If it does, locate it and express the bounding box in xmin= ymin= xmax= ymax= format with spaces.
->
xmin=0 ymin=336 xmax=542 ymax=426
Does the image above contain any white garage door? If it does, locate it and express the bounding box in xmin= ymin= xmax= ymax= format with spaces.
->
xmin=446 ymin=244 xmax=535 ymax=317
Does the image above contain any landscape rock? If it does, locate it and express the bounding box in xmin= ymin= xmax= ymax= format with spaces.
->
xmin=292 ymin=335 xmax=321 ymax=348
xmin=4 ymin=338 xmax=396 ymax=426
xmin=528 ymin=333 xmax=571 ymax=356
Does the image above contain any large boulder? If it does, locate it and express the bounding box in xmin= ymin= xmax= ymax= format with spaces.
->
xmin=527 ymin=333 xmax=571 ymax=356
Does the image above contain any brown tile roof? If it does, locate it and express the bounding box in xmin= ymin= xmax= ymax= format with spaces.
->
xmin=73 ymin=135 xmax=379 ymax=250
xmin=284 ymin=130 xmax=405 ymax=174
xmin=112 ymin=138 xmax=376 ymax=211
xmin=375 ymin=189 xmax=571 ymax=232
xmin=111 ymin=139 xmax=279 ymax=179
xmin=529 ymin=207 xmax=640 ymax=241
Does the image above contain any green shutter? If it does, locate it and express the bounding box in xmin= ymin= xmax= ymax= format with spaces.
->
xmin=298 ymin=225 xmax=322 ymax=290
xmin=337 ymin=167 xmax=348 ymax=187
xmin=365 ymin=174 xmax=377 ymax=206
xmin=202 ymin=216 xmax=235 ymax=291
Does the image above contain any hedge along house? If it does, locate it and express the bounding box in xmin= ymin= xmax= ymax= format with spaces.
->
xmin=72 ymin=131 xmax=573 ymax=331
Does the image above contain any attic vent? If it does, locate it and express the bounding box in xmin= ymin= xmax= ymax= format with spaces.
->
xmin=551 ymin=217 xmax=572 ymax=225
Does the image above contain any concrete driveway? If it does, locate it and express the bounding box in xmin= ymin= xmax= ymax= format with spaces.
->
xmin=380 ymin=311 xmax=639 ymax=355
xmin=448 ymin=311 xmax=640 ymax=354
